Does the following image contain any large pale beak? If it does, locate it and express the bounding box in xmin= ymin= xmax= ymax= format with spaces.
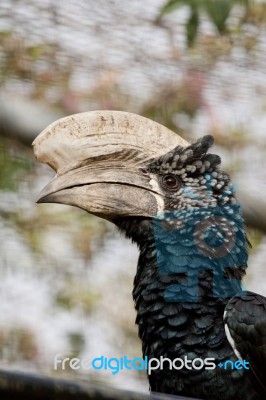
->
xmin=33 ymin=111 xmax=188 ymax=221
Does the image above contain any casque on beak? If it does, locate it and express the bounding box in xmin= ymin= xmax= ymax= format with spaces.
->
xmin=33 ymin=111 xmax=188 ymax=221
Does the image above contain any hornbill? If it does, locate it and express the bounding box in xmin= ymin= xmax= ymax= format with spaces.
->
xmin=33 ymin=111 xmax=266 ymax=400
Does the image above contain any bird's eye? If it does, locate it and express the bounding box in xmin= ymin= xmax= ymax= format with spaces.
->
xmin=161 ymin=174 xmax=181 ymax=191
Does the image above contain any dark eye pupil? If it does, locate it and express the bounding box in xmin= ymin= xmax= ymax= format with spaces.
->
xmin=162 ymin=174 xmax=180 ymax=190
xmin=165 ymin=176 xmax=176 ymax=186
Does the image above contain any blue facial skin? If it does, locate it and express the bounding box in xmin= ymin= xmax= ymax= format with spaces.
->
xmin=153 ymin=178 xmax=248 ymax=302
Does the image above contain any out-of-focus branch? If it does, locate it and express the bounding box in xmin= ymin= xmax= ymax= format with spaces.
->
xmin=0 ymin=96 xmax=63 ymax=147
xmin=237 ymin=188 xmax=266 ymax=234
xmin=0 ymin=370 xmax=200 ymax=400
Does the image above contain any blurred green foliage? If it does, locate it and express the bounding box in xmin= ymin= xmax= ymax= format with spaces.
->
xmin=0 ymin=327 xmax=37 ymax=362
xmin=0 ymin=30 xmax=71 ymax=108
xmin=0 ymin=141 xmax=32 ymax=190
xmin=55 ymin=281 xmax=100 ymax=314
xmin=159 ymin=0 xmax=251 ymax=46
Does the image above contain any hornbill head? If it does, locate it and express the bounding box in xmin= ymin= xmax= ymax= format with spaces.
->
xmin=33 ymin=111 xmax=189 ymax=221
xmin=34 ymin=110 xmax=241 ymax=251
xmin=34 ymin=109 xmax=246 ymax=271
